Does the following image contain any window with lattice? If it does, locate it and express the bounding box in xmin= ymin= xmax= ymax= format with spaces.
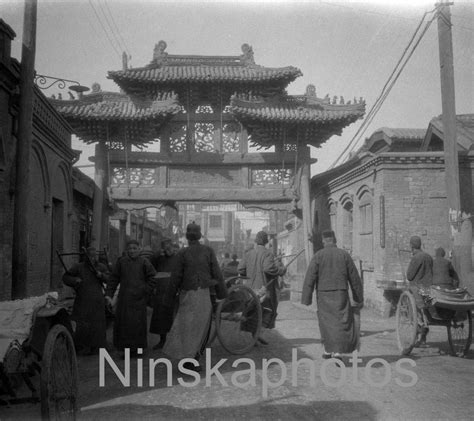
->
xmin=329 ymin=202 xmax=337 ymax=233
xmin=342 ymin=201 xmax=353 ymax=253
xmin=359 ymin=192 xmax=373 ymax=264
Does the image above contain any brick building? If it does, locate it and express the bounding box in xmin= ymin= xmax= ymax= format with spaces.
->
xmin=0 ymin=20 xmax=77 ymax=300
xmin=309 ymin=117 xmax=474 ymax=316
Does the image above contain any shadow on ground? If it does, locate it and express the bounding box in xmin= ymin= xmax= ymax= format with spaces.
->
xmin=80 ymin=400 xmax=378 ymax=420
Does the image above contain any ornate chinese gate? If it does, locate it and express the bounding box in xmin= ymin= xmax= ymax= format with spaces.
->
xmin=52 ymin=41 xmax=364 ymax=264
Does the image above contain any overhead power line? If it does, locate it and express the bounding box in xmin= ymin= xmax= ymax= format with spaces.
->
xmin=88 ymin=0 xmax=122 ymax=59
xmin=97 ymin=0 xmax=129 ymax=58
xmin=103 ymin=0 xmax=131 ymax=57
xmin=328 ymin=7 xmax=438 ymax=170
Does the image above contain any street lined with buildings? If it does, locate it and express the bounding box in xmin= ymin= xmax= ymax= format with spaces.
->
xmin=3 ymin=301 xmax=473 ymax=420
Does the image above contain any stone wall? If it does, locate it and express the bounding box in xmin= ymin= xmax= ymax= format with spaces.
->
xmin=309 ymin=153 xmax=473 ymax=317
xmin=0 ymin=86 xmax=16 ymax=300
xmin=0 ymin=19 xmax=75 ymax=299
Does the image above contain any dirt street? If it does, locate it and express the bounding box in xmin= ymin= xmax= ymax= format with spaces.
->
xmin=2 ymin=300 xmax=473 ymax=420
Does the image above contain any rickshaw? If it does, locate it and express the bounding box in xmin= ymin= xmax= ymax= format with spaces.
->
xmin=0 ymin=292 xmax=78 ymax=420
xmin=206 ymin=250 xmax=302 ymax=355
xmin=207 ymin=276 xmax=264 ymax=355
xmin=396 ymin=285 xmax=474 ymax=357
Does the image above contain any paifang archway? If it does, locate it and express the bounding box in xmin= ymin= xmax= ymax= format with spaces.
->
xmin=51 ymin=41 xmax=365 ymax=265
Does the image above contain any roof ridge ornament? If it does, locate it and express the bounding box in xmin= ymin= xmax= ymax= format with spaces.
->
xmin=305 ymin=84 xmax=316 ymax=98
xmin=241 ymin=44 xmax=255 ymax=65
xmin=152 ymin=40 xmax=168 ymax=65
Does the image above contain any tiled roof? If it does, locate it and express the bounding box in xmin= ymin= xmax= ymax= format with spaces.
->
xmin=428 ymin=114 xmax=474 ymax=151
xmin=229 ymin=93 xmax=365 ymax=123
xmin=108 ymin=41 xmax=302 ymax=85
xmin=363 ymin=127 xmax=425 ymax=153
xmin=374 ymin=127 xmax=426 ymax=140
xmin=228 ymin=87 xmax=365 ymax=148
xmin=50 ymin=90 xmax=181 ymax=121
xmin=109 ymin=65 xmax=302 ymax=84
xmin=49 ymin=89 xmax=181 ymax=144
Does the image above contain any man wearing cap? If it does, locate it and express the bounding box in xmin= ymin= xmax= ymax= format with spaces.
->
xmin=432 ymin=247 xmax=459 ymax=290
xmin=105 ymin=240 xmax=157 ymax=358
xmin=149 ymin=238 xmax=179 ymax=349
xmin=222 ymin=253 xmax=239 ymax=279
xmin=238 ymin=230 xmax=287 ymax=342
xmin=163 ymin=222 xmax=227 ymax=371
xmin=406 ymin=235 xmax=433 ymax=345
xmin=62 ymin=247 xmax=109 ymax=355
xmin=302 ymin=230 xmax=363 ymax=359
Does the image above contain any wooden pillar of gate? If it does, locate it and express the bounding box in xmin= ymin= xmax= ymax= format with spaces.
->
xmin=91 ymin=142 xmax=107 ymax=249
xmin=300 ymin=147 xmax=313 ymax=267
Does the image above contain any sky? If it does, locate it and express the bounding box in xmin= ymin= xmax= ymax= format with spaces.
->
xmin=1 ymin=0 xmax=473 ymax=179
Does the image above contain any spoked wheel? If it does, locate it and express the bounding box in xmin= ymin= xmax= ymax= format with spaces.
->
xmin=41 ymin=324 xmax=78 ymax=420
xmin=447 ymin=311 xmax=472 ymax=357
xmin=206 ymin=314 xmax=218 ymax=346
xmin=396 ymin=291 xmax=418 ymax=356
xmin=215 ymin=284 xmax=262 ymax=355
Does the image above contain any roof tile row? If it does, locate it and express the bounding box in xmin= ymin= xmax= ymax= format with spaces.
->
xmin=108 ymin=65 xmax=302 ymax=84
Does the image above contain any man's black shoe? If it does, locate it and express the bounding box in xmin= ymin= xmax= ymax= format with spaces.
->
xmin=153 ymin=341 xmax=165 ymax=350
xmin=257 ymin=337 xmax=268 ymax=345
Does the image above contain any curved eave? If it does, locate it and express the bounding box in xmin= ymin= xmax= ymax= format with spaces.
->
xmin=229 ymin=99 xmax=365 ymax=148
xmin=231 ymin=107 xmax=365 ymax=124
xmin=107 ymin=65 xmax=302 ymax=85
xmin=65 ymin=120 xmax=159 ymax=144
xmin=229 ymin=96 xmax=365 ymax=124
xmin=49 ymin=95 xmax=181 ymax=122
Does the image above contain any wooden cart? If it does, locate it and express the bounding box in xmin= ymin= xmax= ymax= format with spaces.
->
xmin=396 ymin=285 xmax=473 ymax=357
xmin=206 ymin=276 xmax=263 ymax=355
xmin=0 ymin=293 xmax=78 ymax=420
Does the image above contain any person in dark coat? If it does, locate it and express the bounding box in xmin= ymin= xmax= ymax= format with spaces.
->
xmin=220 ymin=252 xmax=232 ymax=272
xmin=301 ymin=230 xmax=363 ymax=359
xmin=432 ymin=247 xmax=459 ymax=290
xmin=105 ymin=240 xmax=156 ymax=358
xmin=222 ymin=253 xmax=239 ymax=279
xmin=238 ymin=231 xmax=287 ymax=343
xmin=149 ymin=238 xmax=178 ymax=350
xmin=406 ymin=235 xmax=433 ymax=345
xmin=163 ymin=222 xmax=227 ymax=372
xmin=62 ymin=246 xmax=109 ymax=355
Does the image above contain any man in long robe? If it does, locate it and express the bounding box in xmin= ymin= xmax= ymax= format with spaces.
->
xmin=432 ymin=247 xmax=459 ymax=290
xmin=62 ymin=247 xmax=109 ymax=355
xmin=149 ymin=239 xmax=178 ymax=349
xmin=406 ymin=235 xmax=433 ymax=345
xmin=105 ymin=240 xmax=156 ymax=357
xmin=163 ymin=222 xmax=227 ymax=371
xmin=238 ymin=231 xmax=287 ymax=343
xmin=301 ymin=230 xmax=363 ymax=358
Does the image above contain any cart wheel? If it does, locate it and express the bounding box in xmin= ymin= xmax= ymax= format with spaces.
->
xmin=447 ymin=311 xmax=472 ymax=357
xmin=215 ymin=284 xmax=262 ymax=355
xmin=396 ymin=291 xmax=418 ymax=356
xmin=206 ymin=314 xmax=218 ymax=346
xmin=40 ymin=324 xmax=78 ymax=420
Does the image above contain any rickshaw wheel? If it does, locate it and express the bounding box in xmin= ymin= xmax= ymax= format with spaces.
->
xmin=447 ymin=311 xmax=472 ymax=357
xmin=215 ymin=284 xmax=262 ymax=355
xmin=40 ymin=324 xmax=78 ymax=421
xmin=206 ymin=315 xmax=218 ymax=346
xmin=396 ymin=291 xmax=418 ymax=356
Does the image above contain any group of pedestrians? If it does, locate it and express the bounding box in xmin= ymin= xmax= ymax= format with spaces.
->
xmin=405 ymin=235 xmax=459 ymax=344
xmin=63 ymin=223 xmax=461 ymax=366
xmin=62 ymin=223 xmax=291 ymax=369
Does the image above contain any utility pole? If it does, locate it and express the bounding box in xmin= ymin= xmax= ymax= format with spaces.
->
xmin=436 ymin=1 xmax=473 ymax=284
xmin=12 ymin=0 xmax=38 ymax=299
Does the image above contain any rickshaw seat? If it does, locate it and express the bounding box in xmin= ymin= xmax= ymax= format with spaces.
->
xmin=0 ymin=292 xmax=58 ymax=360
